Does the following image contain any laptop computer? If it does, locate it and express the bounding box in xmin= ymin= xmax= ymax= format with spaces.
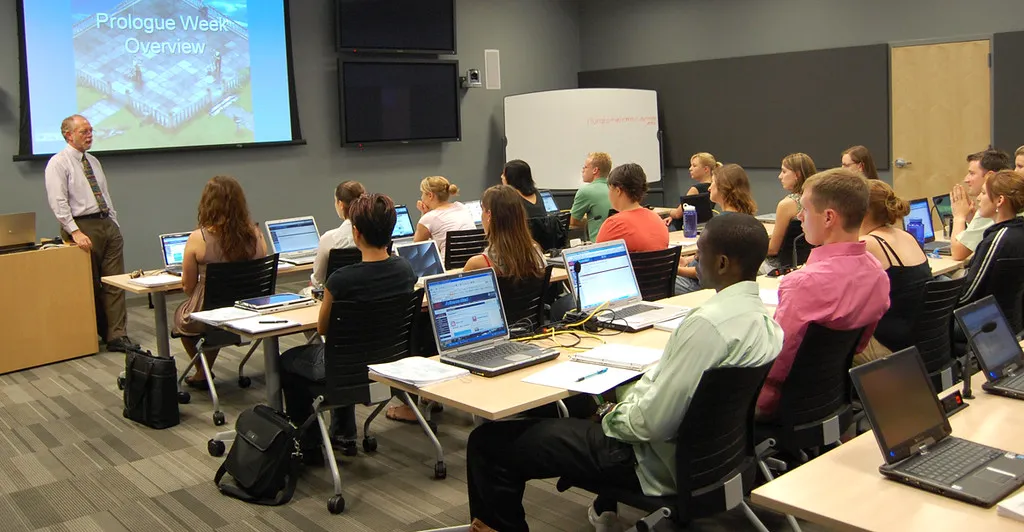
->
xmin=933 ymin=193 xmax=953 ymax=219
xmin=394 ymin=240 xmax=446 ymax=285
xmin=539 ymin=191 xmax=559 ymax=213
xmin=851 ymin=346 xmax=1024 ymax=507
xmin=954 ymin=295 xmax=1024 ymax=400
xmin=158 ymin=232 xmax=190 ymax=275
xmin=755 ymin=213 xmax=777 ymax=223
xmin=0 ymin=212 xmax=37 ymax=253
xmin=904 ymin=198 xmax=949 ymax=253
xmin=425 ymin=268 xmax=559 ymax=377
xmin=265 ymin=216 xmax=321 ymax=265
xmin=561 ymin=240 xmax=688 ymax=332
xmin=464 ymin=200 xmax=484 ymax=227
xmin=679 ymin=193 xmax=714 ymax=223
xmin=392 ymin=205 xmax=415 ymax=245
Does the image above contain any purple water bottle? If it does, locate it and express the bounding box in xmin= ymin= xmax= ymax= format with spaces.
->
xmin=907 ymin=218 xmax=925 ymax=245
xmin=683 ymin=204 xmax=698 ymax=238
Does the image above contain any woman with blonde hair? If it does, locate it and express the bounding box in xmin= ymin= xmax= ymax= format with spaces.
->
xmin=763 ymin=153 xmax=817 ymax=271
xmin=854 ymin=180 xmax=930 ymax=364
xmin=463 ymin=185 xmax=545 ymax=279
xmin=174 ymin=175 xmax=267 ymax=387
xmin=668 ymin=152 xmax=722 ymax=223
xmin=413 ymin=175 xmax=475 ymax=261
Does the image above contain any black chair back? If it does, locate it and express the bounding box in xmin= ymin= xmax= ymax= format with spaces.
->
xmin=556 ymin=211 xmax=571 ymax=234
xmin=326 ymin=248 xmax=362 ymax=281
xmin=444 ymin=229 xmax=487 ymax=270
xmin=914 ymin=277 xmax=967 ymax=391
xmin=323 ymin=289 xmax=425 ymax=405
xmin=630 ymin=247 xmax=682 ymax=301
xmin=497 ymin=265 xmax=553 ymax=335
xmin=680 ymin=193 xmax=714 ymax=223
xmin=779 ymin=219 xmax=813 ymax=268
xmin=527 ymin=216 xmax=569 ymax=251
xmin=988 ymin=258 xmax=1024 ymax=333
xmin=201 ymin=254 xmax=280 ymax=347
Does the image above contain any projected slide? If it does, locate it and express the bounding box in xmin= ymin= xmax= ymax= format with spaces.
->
xmin=20 ymin=1 xmax=296 ymax=154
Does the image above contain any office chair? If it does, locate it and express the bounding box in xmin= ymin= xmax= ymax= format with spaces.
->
xmin=630 ymin=247 xmax=683 ymax=300
xmin=325 ymin=248 xmax=362 ymax=281
xmin=444 ymin=229 xmax=487 ymax=270
xmin=913 ymin=277 xmax=966 ymax=392
xmin=497 ymin=265 xmax=553 ymax=336
xmin=780 ymin=220 xmax=813 ymax=269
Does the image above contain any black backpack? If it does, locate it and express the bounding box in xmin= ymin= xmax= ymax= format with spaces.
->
xmin=123 ymin=347 xmax=179 ymax=429
xmin=214 ymin=405 xmax=310 ymax=506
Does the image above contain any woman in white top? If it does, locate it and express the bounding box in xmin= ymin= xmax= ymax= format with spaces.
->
xmin=414 ymin=176 xmax=475 ymax=261
xmin=310 ymin=180 xmax=366 ymax=288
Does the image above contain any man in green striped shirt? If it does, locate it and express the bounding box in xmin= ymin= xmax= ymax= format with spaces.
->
xmin=466 ymin=214 xmax=784 ymax=532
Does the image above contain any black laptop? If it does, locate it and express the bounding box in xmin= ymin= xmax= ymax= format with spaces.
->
xmin=851 ymin=346 xmax=1024 ymax=507
xmin=678 ymin=193 xmax=714 ymax=223
xmin=954 ymin=295 xmax=1024 ymax=400
xmin=904 ymin=198 xmax=950 ymax=254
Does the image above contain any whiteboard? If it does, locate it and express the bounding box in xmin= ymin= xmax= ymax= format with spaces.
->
xmin=504 ymin=88 xmax=661 ymax=190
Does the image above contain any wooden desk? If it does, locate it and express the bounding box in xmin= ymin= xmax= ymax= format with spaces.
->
xmin=653 ymin=206 xmax=674 ymax=218
xmin=751 ymin=373 xmax=1024 ymax=531
xmin=101 ymin=262 xmax=312 ymax=358
xmin=0 ymin=245 xmax=98 ymax=373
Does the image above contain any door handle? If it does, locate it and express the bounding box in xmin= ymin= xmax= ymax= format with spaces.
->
xmin=895 ymin=158 xmax=912 ymax=168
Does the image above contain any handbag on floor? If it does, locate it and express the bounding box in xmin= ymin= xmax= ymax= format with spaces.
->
xmin=123 ymin=347 xmax=179 ymax=429
xmin=214 ymin=405 xmax=310 ymax=506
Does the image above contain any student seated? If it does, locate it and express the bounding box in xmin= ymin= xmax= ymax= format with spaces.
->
xmin=173 ymin=176 xmax=267 ymax=388
xmin=841 ymin=145 xmax=880 ymax=180
xmin=414 ymin=176 xmax=476 ymax=261
xmin=464 ymin=214 xmax=784 ymax=532
xmin=950 ymin=149 xmax=1014 ymax=261
xmin=310 ymin=180 xmax=365 ymax=289
xmin=854 ymin=180 xmax=931 ymax=365
xmin=756 ymin=169 xmax=890 ymax=420
xmin=676 ymin=163 xmax=758 ymax=294
xmin=279 ymin=193 xmax=416 ymax=458
xmin=667 ymin=152 xmax=722 ymax=225
xmin=1015 ymin=145 xmax=1024 ymax=172
xmin=570 ymin=152 xmax=614 ymax=241
xmin=501 ymin=160 xmax=548 ymax=219
xmin=596 ymin=163 xmax=669 ymax=251
xmin=762 ymin=153 xmax=817 ymax=273
xmin=957 ymin=170 xmax=1024 ymax=307
xmin=463 ymin=185 xmax=545 ymax=278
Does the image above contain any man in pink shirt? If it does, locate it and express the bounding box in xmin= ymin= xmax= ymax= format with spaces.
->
xmin=757 ymin=168 xmax=890 ymax=418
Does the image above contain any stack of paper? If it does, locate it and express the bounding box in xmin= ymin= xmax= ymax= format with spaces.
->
xmin=189 ymin=307 xmax=260 ymax=325
xmin=654 ymin=315 xmax=686 ymax=332
xmin=998 ymin=490 xmax=1024 ymax=522
xmin=224 ymin=316 xmax=301 ymax=334
xmin=523 ymin=361 xmax=641 ymax=394
xmin=368 ymin=357 xmax=469 ymax=387
xmin=127 ymin=274 xmax=181 ymax=287
xmin=569 ymin=344 xmax=663 ymax=371
xmin=759 ymin=289 xmax=780 ymax=306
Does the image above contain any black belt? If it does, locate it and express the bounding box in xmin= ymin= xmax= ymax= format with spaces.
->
xmin=75 ymin=211 xmax=110 ymax=220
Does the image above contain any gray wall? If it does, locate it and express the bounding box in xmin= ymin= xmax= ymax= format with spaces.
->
xmin=0 ymin=0 xmax=580 ymax=270
xmin=579 ymin=0 xmax=1024 ymax=212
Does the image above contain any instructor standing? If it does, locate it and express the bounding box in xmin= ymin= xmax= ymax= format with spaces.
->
xmin=45 ymin=115 xmax=136 ymax=353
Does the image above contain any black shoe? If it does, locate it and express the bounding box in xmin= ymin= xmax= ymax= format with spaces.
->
xmin=331 ymin=436 xmax=358 ymax=457
xmin=106 ymin=336 xmax=138 ymax=353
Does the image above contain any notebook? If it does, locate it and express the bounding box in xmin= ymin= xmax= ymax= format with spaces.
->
xmin=523 ymin=361 xmax=641 ymax=395
xmin=568 ymin=344 xmax=663 ymax=371
xmin=265 ymin=216 xmax=321 ymax=264
xmin=158 ymin=232 xmax=189 ymax=275
xmin=368 ymin=356 xmax=470 ymax=387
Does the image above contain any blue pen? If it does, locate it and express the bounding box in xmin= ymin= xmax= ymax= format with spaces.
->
xmin=575 ymin=367 xmax=609 ymax=382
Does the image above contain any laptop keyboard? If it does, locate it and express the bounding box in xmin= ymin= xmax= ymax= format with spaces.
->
xmin=612 ymin=304 xmax=661 ymax=319
xmin=283 ymin=250 xmax=316 ymax=258
xmin=1002 ymin=372 xmax=1024 ymax=390
xmin=454 ymin=343 xmax=535 ymax=365
xmin=901 ymin=439 xmax=1003 ymax=485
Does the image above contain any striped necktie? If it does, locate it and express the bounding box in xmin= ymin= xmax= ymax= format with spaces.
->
xmin=81 ymin=155 xmax=109 ymax=214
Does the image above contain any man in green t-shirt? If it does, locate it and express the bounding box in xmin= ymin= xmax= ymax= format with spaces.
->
xmin=570 ymin=152 xmax=614 ymax=240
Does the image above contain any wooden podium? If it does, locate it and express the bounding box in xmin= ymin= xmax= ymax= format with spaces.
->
xmin=0 ymin=245 xmax=98 ymax=374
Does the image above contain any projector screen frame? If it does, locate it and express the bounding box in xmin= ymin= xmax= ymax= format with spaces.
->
xmin=13 ymin=0 xmax=306 ymax=162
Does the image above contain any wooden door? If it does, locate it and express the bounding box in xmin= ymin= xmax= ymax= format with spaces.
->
xmin=891 ymin=40 xmax=991 ymax=234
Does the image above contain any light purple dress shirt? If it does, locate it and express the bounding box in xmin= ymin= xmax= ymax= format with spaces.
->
xmin=44 ymin=144 xmax=119 ymax=234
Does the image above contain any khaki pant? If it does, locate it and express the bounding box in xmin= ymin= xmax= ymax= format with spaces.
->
xmin=853 ymin=336 xmax=892 ymax=367
xmin=63 ymin=217 xmax=127 ymax=342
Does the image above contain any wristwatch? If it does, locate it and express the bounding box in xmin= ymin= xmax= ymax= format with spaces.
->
xmin=595 ymin=402 xmax=616 ymax=419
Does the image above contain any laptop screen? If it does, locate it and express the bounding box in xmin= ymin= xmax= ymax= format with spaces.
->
xmin=852 ymin=347 xmax=950 ymax=463
xmin=562 ymin=240 xmax=641 ymax=312
xmin=160 ymin=233 xmax=190 ymax=266
xmin=267 ymin=218 xmax=320 ymax=253
xmin=933 ymin=194 xmax=952 ymax=218
xmin=393 ymin=205 xmax=414 ymax=239
xmin=903 ymin=199 xmax=935 ymax=241
xmin=395 ymin=241 xmax=445 ymax=278
xmin=539 ymin=191 xmax=559 ymax=213
xmin=954 ymin=296 xmax=1023 ymax=377
xmin=464 ymin=200 xmax=483 ymax=225
xmin=427 ymin=270 xmax=508 ymax=351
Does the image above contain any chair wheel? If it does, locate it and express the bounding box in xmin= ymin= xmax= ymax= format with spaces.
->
xmin=434 ymin=461 xmax=447 ymax=480
xmin=328 ymin=495 xmax=345 ymax=514
xmin=177 ymin=391 xmax=191 ymax=404
xmin=208 ymin=439 xmax=226 ymax=457
xmin=362 ymin=436 xmax=378 ymax=453
xmin=116 ymin=376 xmax=125 ymax=390
xmin=213 ymin=411 xmax=226 ymax=426
xmin=238 ymin=376 xmax=252 ymax=388
xmin=427 ymin=421 xmax=438 ymax=434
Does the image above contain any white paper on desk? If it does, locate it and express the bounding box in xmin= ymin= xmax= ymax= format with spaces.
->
xmin=523 ymin=361 xmax=641 ymax=394
xmin=368 ymin=357 xmax=469 ymax=387
xmin=759 ymin=289 xmax=779 ymax=306
xmin=127 ymin=274 xmax=180 ymax=287
xmin=998 ymin=489 xmax=1024 ymax=522
xmin=654 ymin=315 xmax=685 ymax=332
xmin=225 ymin=316 xmax=301 ymax=334
xmin=569 ymin=343 xmax=663 ymax=371
xmin=189 ymin=307 xmax=259 ymax=325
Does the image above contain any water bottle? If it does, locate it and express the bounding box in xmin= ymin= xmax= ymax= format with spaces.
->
xmin=907 ymin=218 xmax=925 ymax=245
xmin=683 ymin=204 xmax=698 ymax=238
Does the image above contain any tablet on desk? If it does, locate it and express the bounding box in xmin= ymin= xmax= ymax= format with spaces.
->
xmin=235 ymin=293 xmax=313 ymax=312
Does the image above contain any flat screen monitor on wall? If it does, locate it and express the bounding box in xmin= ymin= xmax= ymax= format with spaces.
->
xmin=336 ymin=0 xmax=456 ymax=54
xmin=15 ymin=0 xmax=304 ymax=159
xmin=339 ymin=59 xmax=461 ymax=146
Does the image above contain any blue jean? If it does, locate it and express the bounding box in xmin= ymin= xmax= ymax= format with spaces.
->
xmin=280 ymin=344 xmax=357 ymax=447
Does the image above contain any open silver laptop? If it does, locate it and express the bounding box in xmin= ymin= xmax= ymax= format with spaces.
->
xmin=392 ymin=205 xmax=415 ymax=246
xmin=0 ymin=212 xmax=36 ymax=252
xmin=464 ymin=200 xmax=483 ymax=227
xmin=265 ymin=216 xmax=321 ymax=264
xmin=394 ymin=240 xmax=446 ymax=285
xmin=425 ymin=268 xmax=558 ymax=377
xmin=158 ymin=232 xmax=190 ymax=275
xmin=562 ymin=239 xmax=688 ymax=332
